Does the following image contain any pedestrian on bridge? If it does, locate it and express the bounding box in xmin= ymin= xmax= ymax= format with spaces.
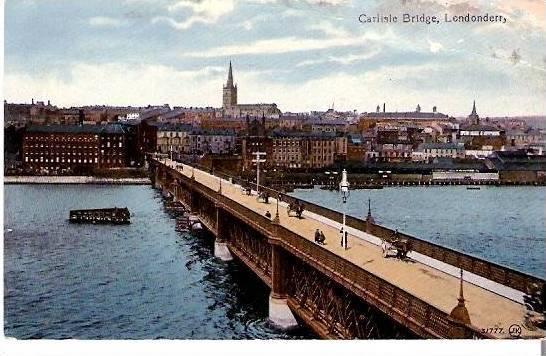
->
xmin=319 ymin=231 xmax=326 ymax=245
xmin=315 ymin=229 xmax=321 ymax=244
xmin=340 ymin=228 xmax=348 ymax=249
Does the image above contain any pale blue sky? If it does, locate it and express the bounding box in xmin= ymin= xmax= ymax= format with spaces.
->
xmin=4 ymin=0 xmax=546 ymax=116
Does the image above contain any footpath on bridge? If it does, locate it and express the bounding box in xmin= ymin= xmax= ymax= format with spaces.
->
xmin=164 ymin=159 xmax=543 ymax=339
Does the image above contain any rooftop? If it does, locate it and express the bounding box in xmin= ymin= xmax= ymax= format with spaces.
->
xmin=420 ymin=142 xmax=464 ymax=150
xmin=26 ymin=124 xmax=128 ymax=135
xmin=365 ymin=111 xmax=449 ymax=119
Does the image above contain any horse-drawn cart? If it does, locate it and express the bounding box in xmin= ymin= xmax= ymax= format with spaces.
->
xmin=257 ymin=191 xmax=270 ymax=203
xmin=381 ymin=231 xmax=412 ymax=259
xmin=287 ymin=201 xmax=304 ymax=218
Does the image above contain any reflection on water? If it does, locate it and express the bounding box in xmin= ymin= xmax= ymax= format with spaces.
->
xmin=4 ymin=185 xmax=313 ymax=339
xmin=291 ymin=186 xmax=545 ymax=278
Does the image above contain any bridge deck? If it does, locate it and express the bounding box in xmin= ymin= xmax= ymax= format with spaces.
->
xmin=164 ymin=159 xmax=543 ymax=339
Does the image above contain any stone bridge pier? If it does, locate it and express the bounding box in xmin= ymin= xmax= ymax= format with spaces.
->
xmin=214 ymin=205 xmax=233 ymax=261
xmin=269 ymin=240 xmax=298 ymax=329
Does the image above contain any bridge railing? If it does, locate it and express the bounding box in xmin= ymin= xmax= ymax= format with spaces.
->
xmin=274 ymin=222 xmax=487 ymax=339
xmin=160 ymin=160 xmax=544 ymax=294
xmin=254 ymin=180 xmax=544 ymax=295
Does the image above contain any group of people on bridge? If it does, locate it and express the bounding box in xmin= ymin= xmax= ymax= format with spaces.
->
xmin=314 ymin=229 xmax=326 ymax=245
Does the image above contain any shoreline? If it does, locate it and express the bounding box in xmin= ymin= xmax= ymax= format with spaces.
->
xmin=4 ymin=176 xmax=151 ymax=185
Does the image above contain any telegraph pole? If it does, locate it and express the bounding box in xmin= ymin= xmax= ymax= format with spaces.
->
xmin=252 ymin=151 xmax=266 ymax=194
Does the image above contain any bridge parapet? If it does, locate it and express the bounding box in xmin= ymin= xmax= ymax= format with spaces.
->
xmin=250 ymin=179 xmax=544 ymax=296
xmin=273 ymin=220 xmax=487 ymax=339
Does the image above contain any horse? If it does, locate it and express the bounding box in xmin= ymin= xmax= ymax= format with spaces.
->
xmin=287 ymin=201 xmax=304 ymax=218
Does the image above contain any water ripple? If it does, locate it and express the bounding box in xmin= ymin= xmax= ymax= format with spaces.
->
xmin=4 ymin=185 xmax=313 ymax=340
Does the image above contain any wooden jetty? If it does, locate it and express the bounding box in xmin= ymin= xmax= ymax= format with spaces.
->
xmin=69 ymin=207 xmax=130 ymax=224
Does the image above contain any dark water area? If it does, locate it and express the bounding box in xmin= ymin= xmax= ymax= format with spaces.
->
xmin=291 ymin=186 xmax=546 ymax=278
xmin=4 ymin=185 xmax=314 ymax=339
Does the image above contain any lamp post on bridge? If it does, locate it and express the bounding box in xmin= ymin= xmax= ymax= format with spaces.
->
xmin=273 ymin=193 xmax=280 ymax=224
xmin=252 ymin=151 xmax=266 ymax=194
xmin=339 ymin=169 xmax=350 ymax=250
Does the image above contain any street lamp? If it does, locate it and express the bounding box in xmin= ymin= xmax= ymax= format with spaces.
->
xmin=339 ymin=169 xmax=350 ymax=249
xmin=273 ymin=193 xmax=280 ymax=224
xmin=252 ymin=151 xmax=266 ymax=194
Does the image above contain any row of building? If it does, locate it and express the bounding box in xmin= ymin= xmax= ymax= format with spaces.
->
xmin=5 ymin=62 xmax=545 ymax=176
xmin=11 ymin=103 xmax=546 ymax=175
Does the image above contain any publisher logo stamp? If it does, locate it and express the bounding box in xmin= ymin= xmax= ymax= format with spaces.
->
xmin=508 ymin=324 xmax=522 ymax=337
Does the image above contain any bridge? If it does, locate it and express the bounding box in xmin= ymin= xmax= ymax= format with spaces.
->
xmin=150 ymin=157 xmax=544 ymax=339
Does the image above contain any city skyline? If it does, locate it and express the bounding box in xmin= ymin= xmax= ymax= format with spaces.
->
xmin=4 ymin=0 xmax=546 ymax=116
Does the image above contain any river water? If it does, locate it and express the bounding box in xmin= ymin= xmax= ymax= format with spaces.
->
xmin=290 ymin=186 xmax=545 ymax=278
xmin=4 ymin=185 xmax=312 ymax=339
xmin=4 ymin=184 xmax=544 ymax=339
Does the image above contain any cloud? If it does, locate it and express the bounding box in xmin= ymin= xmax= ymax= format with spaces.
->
xmin=183 ymin=36 xmax=362 ymax=57
xmin=236 ymin=13 xmax=269 ymax=31
xmin=308 ymin=20 xmax=350 ymax=38
xmin=427 ymin=39 xmax=443 ymax=53
xmin=153 ymin=0 xmax=235 ymax=30
xmin=296 ymin=49 xmax=381 ymax=67
xmin=298 ymin=0 xmax=348 ymax=6
xmin=183 ymin=29 xmax=393 ymax=58
xmin=248 ymin=0 xmax=348 ymax=5
xmin=4 ymin=63 xmax=226 ymax=107
xmin=88 ymin=16 xmax=125 ymax=27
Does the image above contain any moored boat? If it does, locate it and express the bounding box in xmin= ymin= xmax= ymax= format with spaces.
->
xmin=69 ymin=207 xmax=131 ymax=224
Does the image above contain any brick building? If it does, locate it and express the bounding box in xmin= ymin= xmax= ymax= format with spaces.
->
xmin=242 ymin=116 xmax=272 ymax=171
xmin=270 ymin=131 xmax=346 ymax=169
xmin=22 ymin=124 xmax=130 ymax=175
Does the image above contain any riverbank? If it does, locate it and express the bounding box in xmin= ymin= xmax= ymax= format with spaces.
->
xmin=3 ymin=176 xmax=151 ymax=185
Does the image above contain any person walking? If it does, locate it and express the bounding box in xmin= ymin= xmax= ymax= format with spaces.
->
xmin=315 ymin=229 xmax=321 ymax=244
xmin=339 ymin=227 xmax=344 ymax=247
xmin=265 ymin=211 xmax=271 ymax=219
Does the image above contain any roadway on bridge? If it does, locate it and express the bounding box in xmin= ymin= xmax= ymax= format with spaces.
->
xmin=165 ymin=159 xmax=543 ymax=339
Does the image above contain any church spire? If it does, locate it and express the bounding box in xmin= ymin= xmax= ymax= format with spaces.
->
xmin=227 ymin=61 xmax=234 ymax=87
xmin=223 ymin=61 xmax=237 ymax=109
xmin=468 ymin=100 xmax=479 ymax=125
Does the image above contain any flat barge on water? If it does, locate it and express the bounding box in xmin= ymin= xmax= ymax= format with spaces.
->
xmin=69 ymin=207 xmax=131 ymax=224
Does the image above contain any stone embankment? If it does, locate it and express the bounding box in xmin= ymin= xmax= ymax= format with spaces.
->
xmin=4 ymin=176 xmax=151 ymax=185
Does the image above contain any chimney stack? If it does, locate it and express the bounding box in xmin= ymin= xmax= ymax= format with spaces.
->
xmin=383 ymin=103 xmax=386 ymax=113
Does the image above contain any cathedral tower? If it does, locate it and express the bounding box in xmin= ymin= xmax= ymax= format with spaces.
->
xmin=468 ymin=100 xmax=480 ymax=125
xmin=223 ymin=61 xmax=237 ymax=109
